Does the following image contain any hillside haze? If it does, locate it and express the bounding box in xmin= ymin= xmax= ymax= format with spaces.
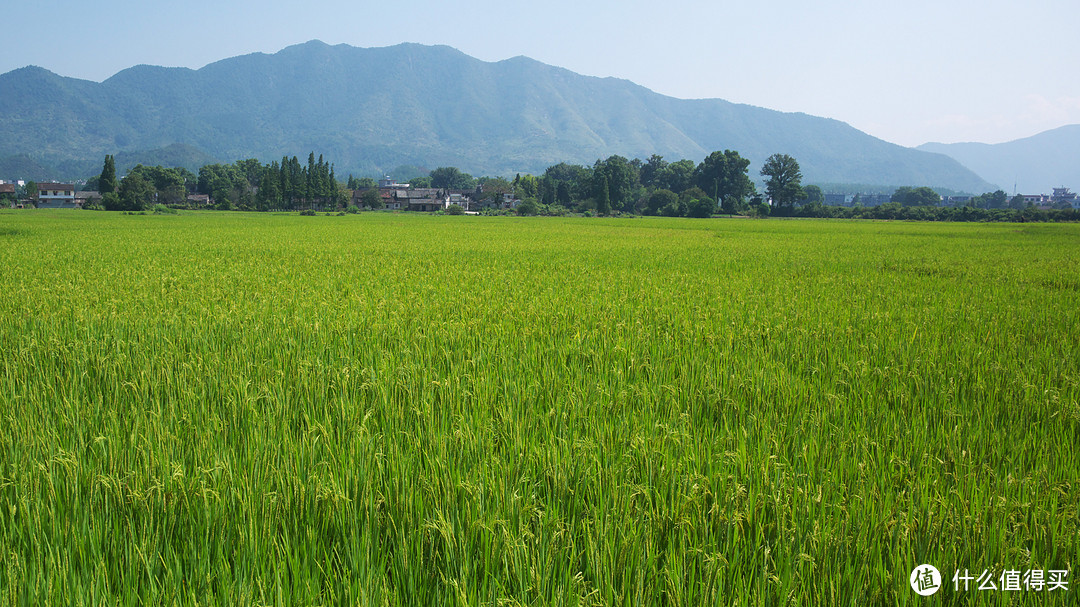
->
xmin=0 ymin=40 xmax=992 ymax=191
xmin=918 ymin=125 xmax=1080 ymax=194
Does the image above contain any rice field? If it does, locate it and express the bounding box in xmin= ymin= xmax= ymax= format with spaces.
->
xmin=1 ymin=210 xmax=1078 ymax=605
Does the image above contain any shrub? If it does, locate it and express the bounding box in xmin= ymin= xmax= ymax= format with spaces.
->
xmin=516 ymin=199 xmax=539 ymax=216
xmin=744 ymin=202 xmax=770 ymax=217
xmin=686 ymin=197 xmax=716 ymax=218
xmin=660 ymin=200 xmax=686 ymax=217
xmin=101 ymin=192 xmax=122 ymax=211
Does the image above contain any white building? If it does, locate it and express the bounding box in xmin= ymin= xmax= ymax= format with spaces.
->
xmin=36 ymin=183 xmax=76 ymax=208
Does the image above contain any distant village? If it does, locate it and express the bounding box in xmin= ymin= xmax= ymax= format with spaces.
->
xmin=2 ymin=177 xmax=1077 ymax=212
xmin=821 ymin=188 xmax=1078 ymax=210
xmin=353 ymin=177 xmax=504 ymax=213
xmin=0 ymin=176 xmax=508 ymax=212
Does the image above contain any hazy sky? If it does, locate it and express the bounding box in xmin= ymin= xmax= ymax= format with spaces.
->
xmin=4 ymin=0 xmax=1078 ymax=147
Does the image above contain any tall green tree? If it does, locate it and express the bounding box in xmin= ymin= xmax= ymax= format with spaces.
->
xmin=595 ymin=174 xmax=611 ymax=215
xmin=892 ymin=186 xmax=940 ymax=207
xmin=543 ymin=163 xmax=589 ymax=206
xmin=540 ymin=176 xmax=556 ymax=205
xmin=594 ymin=156 xmax=636 ymax=211
xmin=256 ymin=163 xmax=282 ymax=211
xmin=129 ymin=164 xmax=186 ymax=196
xmin=694 ymin=150 xmax=753 ymax=211
xmin=118 ymin=173 xmax=154 ymax=211
xmin=430 ymin=167 xmax=476 ymax=190
xmin=639 ymin=155 xmax=667 ymax=189
xmin=556 ymin=181 xmax=572 ymax=206
xmin=477 ymin=176 xmax=512 ymax=207
xmin=234 ymin=159 xmax=263 ymax=190
xmin=802 ymin=185 xmax=824 ymax=205
xmin=306 ymin=152 xmax=317 ymax=202
xmin=99 ymin=155 xmax=117 ymax=194
xmin=983 ymin=189 xmax=1008 ymax=209
xmin=513 ymin=174 xmax=540 ymax=200
xmin=360 ymin=189 xmax=384 ymax=209
xmin=760 ymin=153 xmax=804 ymax=207
xmin=660 ymin=159 xmax=695 ymax=194
xmin=646 ymin=189 xmax=678 ymax=216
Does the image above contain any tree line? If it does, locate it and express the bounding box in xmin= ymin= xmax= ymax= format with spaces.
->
xmin=78 ymin=151 xmax=1077 ymax=222
xmin=768 ymin=202 xmax=1080 ymax=222
xmin=90 ymin=153 xmax=349 ymax=211
xmin=420 ymin=151 xmax=805 ymax=217
xmin=83 ymin=149 xmax=807 ymax=215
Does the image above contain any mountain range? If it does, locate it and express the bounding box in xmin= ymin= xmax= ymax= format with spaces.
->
xmin=918 ymin=125 xmax=1080 ymax=194
xmin=0 ymin=40 xmax=1005 ymax=191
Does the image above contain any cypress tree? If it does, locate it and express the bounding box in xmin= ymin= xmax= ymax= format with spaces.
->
xmin=278 ymin=157 xmax=291 ymax=208
xmin=595 ymin=174 xmax=611 ymax=215
xmin=329 ymin=164 xmax=340 ymax=208
xmin=306 ymin=152 xmax=317 ymax=205
xmin=289 ymin=157 xmax=303 ymax=207
xmin=99 ymin=155 xmax=117 ymax=194
xmin=257 ymin=165 xmax=281 ymax=211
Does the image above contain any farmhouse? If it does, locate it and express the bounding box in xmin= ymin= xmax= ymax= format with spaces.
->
xmin=74 ymin=191 xmax=101 ymax=207
xmin=404 ymin=188 xmax=447 ymax=212
xmin=36 ymin=183 xmax=77 ymax=208
xmin=352 ymin=180 xmax=479 ymax=212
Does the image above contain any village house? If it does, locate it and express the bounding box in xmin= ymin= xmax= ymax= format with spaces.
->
xmin=447 ymin=192 xmax=469 ymax=209
xmin=35 ymin=183 xmax=77 ymax=208
xmin=0 ymin=183 xmax=15 ymax=207
xmin=1020 ymin=188 xmax=1077 ymax=209
xmin=351 ymin=179 xmax=478 ymax=212
xmin=380 ymin=190 xmax=402 ymax=210
xmin=403 ymin=188 xmax=447 ymax=212
xmin=1052 ymin=187 xmax=1078 ymax=208
xmin=74 ymin=190 xmax=101 ymax=208
xmin=349 ymin=187 xmax=401 ymax=210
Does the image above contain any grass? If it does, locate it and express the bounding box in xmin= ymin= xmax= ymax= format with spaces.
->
xmin=1 ymin=210 xmax=1078 ymax=605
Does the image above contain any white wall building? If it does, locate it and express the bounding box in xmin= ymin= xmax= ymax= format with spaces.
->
xmin=36 ymin=183 xmax=76 ymax=208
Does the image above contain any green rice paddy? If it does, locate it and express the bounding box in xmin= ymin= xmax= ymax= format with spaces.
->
xmin=1 ymin=211 xmax=1078 ymax=605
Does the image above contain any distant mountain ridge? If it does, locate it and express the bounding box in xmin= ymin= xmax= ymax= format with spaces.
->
xmin=918 ymin=125 xmax=1080 ymax=194
xmin=1 ymin=40 xmax=992 ymax=191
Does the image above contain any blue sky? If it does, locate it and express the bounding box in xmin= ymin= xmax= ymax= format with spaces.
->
xmin=3 ymin=0 xmax=1078 ymax=147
